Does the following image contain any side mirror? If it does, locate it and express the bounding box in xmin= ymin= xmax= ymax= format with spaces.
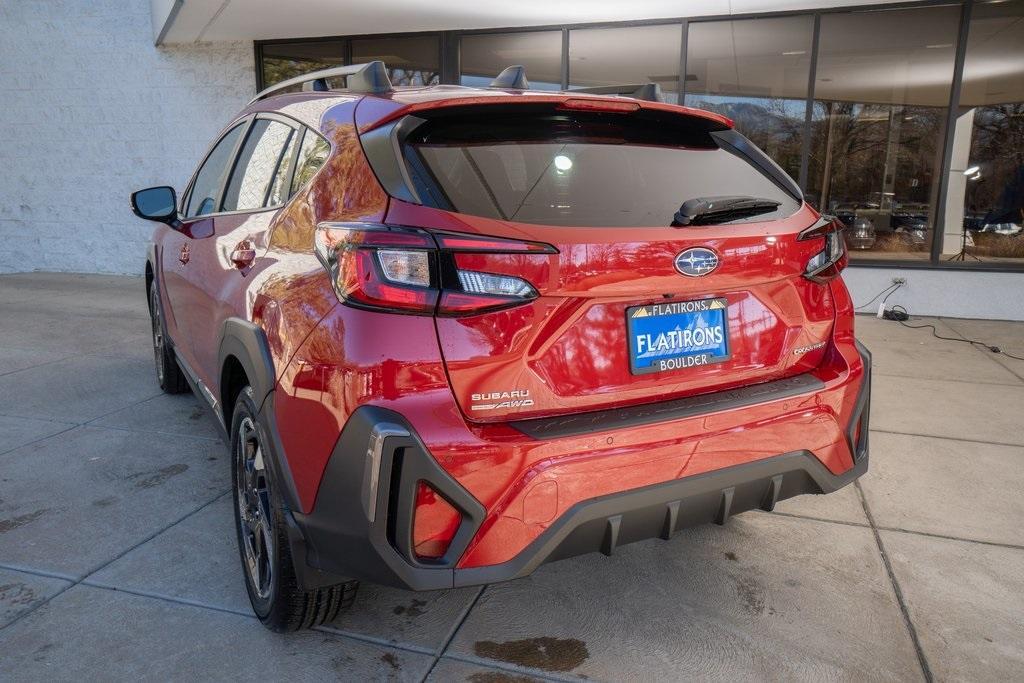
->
xmin=131 ymin=186 xmax=179 ymax=227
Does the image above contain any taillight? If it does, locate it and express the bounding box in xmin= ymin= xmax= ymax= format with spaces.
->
xmin=798 ymin=215 xmax=848 ymax=284
xmin=412 ymin=481 xmax=461 ymax=560
xmin=314 ymin=223 xmax=556 ymax=315
xmin=313 ymin=223 xmax=438 ymax=313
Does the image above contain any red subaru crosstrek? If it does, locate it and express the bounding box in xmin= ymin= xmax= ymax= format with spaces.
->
xmin=131 ymin=62 xmax=869 ymax=632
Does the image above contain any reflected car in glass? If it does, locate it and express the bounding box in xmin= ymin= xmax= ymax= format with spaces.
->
xmin=130 ymin=63 xmax=871 ymax=632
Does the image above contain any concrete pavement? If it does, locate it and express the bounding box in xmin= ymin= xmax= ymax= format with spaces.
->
xmin=1 ymin=272 xmax=1022 ymax=681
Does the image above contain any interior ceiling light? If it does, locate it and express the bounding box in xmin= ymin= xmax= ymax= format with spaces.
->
xmin=963 ymin=165 xmax=980 ymax=175
xmin=782 ymin=50 xmax=806 ymax=56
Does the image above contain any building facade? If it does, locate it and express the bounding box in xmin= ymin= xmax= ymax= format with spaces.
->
xmin=1 ymin=0 xmax=1021 ymax=319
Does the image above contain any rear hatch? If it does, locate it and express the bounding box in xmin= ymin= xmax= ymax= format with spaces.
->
xmin=378 ymin=100 xmax=835 ymax=422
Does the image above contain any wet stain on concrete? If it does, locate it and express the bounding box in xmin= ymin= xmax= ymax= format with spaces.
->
xmin=92 ymin=496 xmax=118 ymax=508
xmin=474 ymin=637 xmax=589 ymax=672
xmin=0 ymin=508 xmax=49 ymax=533
xmin=468 ymin=672 xmax=538 ymax=683
xmin=189 ymin=406 xmax=205 ymax=421
xmin=0 ymin=582 xmax=37 ymax=607
xmin=392 ymin=598 xmax=427 ymax=617
xmin=724 ymin=551 xmax=739 ymax=562
xmin=32 ymin=642 xmax=55 ymax=663
xmin=735 ymin=576 xmax=766 ymax=616
xmin=380 ymin=652 xmax=400 ymax=670
xmin=133 ymin=463 xmax=188 ymax=489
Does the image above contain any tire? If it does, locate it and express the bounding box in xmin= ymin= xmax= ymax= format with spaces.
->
xmin=230 ymin=386 xmax=358 ymax=632
xmin=149 ymin=282 xmax=189 ymax=394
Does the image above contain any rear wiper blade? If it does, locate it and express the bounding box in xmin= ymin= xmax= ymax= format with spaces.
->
xmin=673 ymin=196 xmax=782 ymax=226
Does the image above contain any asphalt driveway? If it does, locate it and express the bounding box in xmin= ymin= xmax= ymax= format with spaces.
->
xmin=1 ymin=272 xmax=1022 ymax=681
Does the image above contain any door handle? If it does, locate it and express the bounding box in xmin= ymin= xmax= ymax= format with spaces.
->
xmin=230 ymin=241 xmax=256 ymax=269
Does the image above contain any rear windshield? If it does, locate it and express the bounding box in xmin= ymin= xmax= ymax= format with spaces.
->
xmin=403 ymin=112 xmax=800 ymax=228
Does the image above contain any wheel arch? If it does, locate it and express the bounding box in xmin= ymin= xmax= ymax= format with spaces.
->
xmin=145 ymin=243 xmax=158 ymax=314
xmin=217 ymin=318 xmax=277 ymax=425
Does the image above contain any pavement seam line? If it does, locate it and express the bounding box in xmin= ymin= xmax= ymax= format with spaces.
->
xmin=939 ymin=316 xmax=1024 ymax=383
xmin=0 ymin=563 xmax=78 ymax=582
xmin=767 ymin=510 xmax=1024 ymax=551
xmin=420 ymin=585 xmax=487 ymax=682
xmin=0 ymin=423 xmax=78 ymax=458
xmin=77 ymin=582 xmax=439 ymax=659
xmin=312 ymin=624 xmax=436 ymax=656
xmin=870 ymin=428 xmax=1024 ymax=450
xmin=0 ymin=419 xmax=223 ymax=457
xmin=872 ymin=368 xmax=1024 ymax=387
xmin=0 ymin=390 xmax=165 ymax=431
xmin=855 ymin=480 xmax=934 ymax=683
xmin=0 ymin=489 xmax=230 ymax=634
xmin=0 ymin=353 xmax=80 ymax=378
xmin=439 ymin=652 xmax=583 ymax=683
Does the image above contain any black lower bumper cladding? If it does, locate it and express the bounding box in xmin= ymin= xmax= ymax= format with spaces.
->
xmin=289 ymin=343 xmax=872 ymax=591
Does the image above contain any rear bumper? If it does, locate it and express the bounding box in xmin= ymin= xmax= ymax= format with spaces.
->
xmin=289 ymin=341 xmax=871 ymax=591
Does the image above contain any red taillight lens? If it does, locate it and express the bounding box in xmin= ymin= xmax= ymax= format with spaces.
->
xmin=314 ymin=223 xmax=555 ymax=315
xmin=412 ymin=481 xmax=461 ymax=560
xmin=433 ymin=231 xmax=557 ymax=253
xmin=798 ymin=215 xmax=848 ymax=284
xmin=314 ymin=223 xmax=438 ymax=314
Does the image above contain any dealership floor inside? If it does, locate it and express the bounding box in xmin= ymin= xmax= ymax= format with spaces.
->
xmin=0 ymin=272 xmax=1022 ymax=681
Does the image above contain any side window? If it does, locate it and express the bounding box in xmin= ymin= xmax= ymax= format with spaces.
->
xmin=290 ymin=129 xmax=331 ymax=195
xmin=185 ymin=123 xmax=245 ymax=218
xmin=222 ymin=120 xmax=298 ymax=212
xmin=267 ymin=130 xmax=300 ymax=206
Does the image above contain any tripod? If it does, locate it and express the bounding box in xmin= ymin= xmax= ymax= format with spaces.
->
xmin=946 ymin=223 xmax=981 ymax=262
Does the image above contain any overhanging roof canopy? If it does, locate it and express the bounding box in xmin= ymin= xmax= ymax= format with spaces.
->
xmin=151 ymin=0 xmax=929 ymax=44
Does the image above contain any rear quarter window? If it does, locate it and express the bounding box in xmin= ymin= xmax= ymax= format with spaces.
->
xmin=404 ymin=112 xmax=801 ymax=228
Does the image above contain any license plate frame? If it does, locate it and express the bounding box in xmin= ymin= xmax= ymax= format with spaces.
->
xmin=625 ymin=297 xmax=731 ymax=375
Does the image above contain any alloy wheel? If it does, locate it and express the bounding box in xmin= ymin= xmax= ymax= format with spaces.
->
xmin=150 ymin=289 xmax=165 ymax=384
xmin=236 ymin=416 xmax=274 ymax=600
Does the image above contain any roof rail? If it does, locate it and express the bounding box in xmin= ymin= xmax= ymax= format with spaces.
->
xmin=248 ymin=61 xmax=392 ymax=105
xmin=571 ymin=83 xmax=664 ymax=103
xmin=490 ymin=65 xmax=529 ymax=90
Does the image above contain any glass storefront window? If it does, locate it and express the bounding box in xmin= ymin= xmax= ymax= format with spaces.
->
xmin=684 ymin=16 xmax=813 ymax=181
xmin=260 ymin=40 xmax=347 ymax=90
xmin=460 ymin=31 xmax=562 ymax=90
xmin=807 ymin=5 xmax=960 ymax=260
xmin=351 ymin=35 xmax=440 ymax=87
xmin=568 ymin=24 xmax=681 ymax=103
xmin=944 ymin=0 xmax=1024 ymax=263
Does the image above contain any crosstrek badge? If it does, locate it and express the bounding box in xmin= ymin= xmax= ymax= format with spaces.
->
xmin=626 ymin=297 xmax=731 ymax=375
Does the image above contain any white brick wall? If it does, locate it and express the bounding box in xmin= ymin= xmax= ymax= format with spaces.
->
xmin=0 ymin=0 xmax=255 ymax=275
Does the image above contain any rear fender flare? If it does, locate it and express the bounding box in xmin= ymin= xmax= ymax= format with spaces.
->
xmin=216 ymin=318 xmax=305 ymax=517
xmin=217 ymin=318 xmax=276 ymax=418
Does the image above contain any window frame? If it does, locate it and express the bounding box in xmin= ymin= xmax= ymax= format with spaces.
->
xmin=181 ymin=112 xmax=314 ymax=222
xmin=219 ymin=113 xmax=303 ymax=214
xmin=251 ymin=0 xmax=1024 ymax=272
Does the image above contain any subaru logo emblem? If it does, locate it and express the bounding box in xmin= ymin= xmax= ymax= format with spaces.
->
xmin=674 ymin=248 xmax=719 ymax=277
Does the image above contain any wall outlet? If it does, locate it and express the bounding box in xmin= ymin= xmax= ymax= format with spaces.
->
xmin=891 ymin=277 xmax=907 ymax=286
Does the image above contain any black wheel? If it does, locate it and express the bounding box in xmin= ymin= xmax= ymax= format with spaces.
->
xmin=231 ymin=387 xmax=358 ymax=632
xmin=149 ymin=282 xmax=189 ymax=394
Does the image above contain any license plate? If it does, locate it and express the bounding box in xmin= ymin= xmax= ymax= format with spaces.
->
xmin=626 ymin=297 xmax=730 ymax=375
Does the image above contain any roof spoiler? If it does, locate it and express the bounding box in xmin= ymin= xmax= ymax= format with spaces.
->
xmin=249 ymin=61 xmax=392 ymax=104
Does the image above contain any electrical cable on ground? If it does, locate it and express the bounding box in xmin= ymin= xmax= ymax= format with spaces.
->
xmin=855 ymin=282 xmax=902 ymax=311
xmin=887 ymin=304 xmax=1024 ymax=362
